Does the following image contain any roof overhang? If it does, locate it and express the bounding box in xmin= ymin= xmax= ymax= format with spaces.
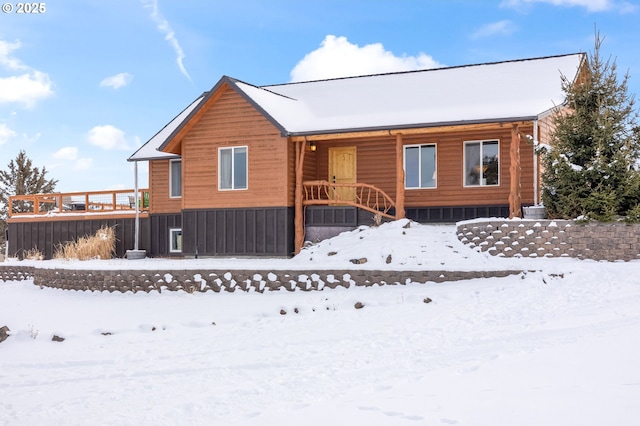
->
xmin=287 ymin=117 xmax=538 ymax=141
xmin=128 ymin=93 xmax=207 ymax=162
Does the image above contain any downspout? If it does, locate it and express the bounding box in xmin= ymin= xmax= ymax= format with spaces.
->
xmin=533 ymin=120 xmax=539 ymax=206
xmin=134 ymin=160 xmax=140 ymax=250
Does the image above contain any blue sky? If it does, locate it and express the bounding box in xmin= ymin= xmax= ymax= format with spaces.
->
xmin=1 ymin=0 xmax=639 ymax=192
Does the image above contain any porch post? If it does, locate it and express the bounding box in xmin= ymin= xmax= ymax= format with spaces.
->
xmin=294 ymin=138 xmax=306 ymax=254
xmin=509 ymin=124 xmax=522 ymax=218
xmin=395 ymin=133 xmax=405 ymax=219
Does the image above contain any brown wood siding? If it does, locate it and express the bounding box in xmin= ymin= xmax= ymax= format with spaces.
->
xmin=402 ymin=125 xmax=535 ymax=207
xmin=537 ymin=112 xmax=557 ymax=146
xmin=536 ymin=108 xmax=568 ymax=204
xmin=311 ymin=137 xmax=396 ymax=198
xmin=181 ymin=86 xmax=290 ymax=209
xmin=310 ymin=124 xmax=536 ymax=208
xmin=285 ymin=139 xmax=317 ymax=206
xmin=149 ymin=160 xmax=182 ymax=214
xmin=302 ymin=145 xmax=318 ymax=181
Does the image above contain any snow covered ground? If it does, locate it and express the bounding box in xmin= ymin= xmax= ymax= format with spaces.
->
xmin=1 ymin=220 xmax=640 ymax=425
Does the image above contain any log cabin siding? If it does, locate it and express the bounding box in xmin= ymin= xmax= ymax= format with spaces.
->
xmin=180 ymin=86 xmax=291 ymax=209
xmin=309 ymin=124 xmax=536 ymax=208
xmin=403 ymin=125 xmax=535 ymax=207
xmin=535 ymin=113 xmax=558 ymax=204
xmin=537 ymin=113 xmax=556 ymax=146
xmin=312 ymin=137 xmax=397 ymax=197
xmin=149 ymin=160 xmax=182 ymax=214
xmin=286 ymin=139 xmax=317 ymax=207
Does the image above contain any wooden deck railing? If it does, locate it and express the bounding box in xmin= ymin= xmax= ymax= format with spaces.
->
xmin=303 ymin=180 xmax=396 ymax=219
xmin=8 ymin=189 xmax=150 ymax=218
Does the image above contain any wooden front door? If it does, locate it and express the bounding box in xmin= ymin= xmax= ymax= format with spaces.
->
xmin=328 ymin=146 xmax=357 ymax=202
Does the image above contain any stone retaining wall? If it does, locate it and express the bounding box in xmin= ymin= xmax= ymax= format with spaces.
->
xmin=458 ymin=220 xmax=640 ymax=261
xmin=0 ymin=265 xmax=34 ymax=282
xmin=0 ymin=265 xmax=522 ymax=292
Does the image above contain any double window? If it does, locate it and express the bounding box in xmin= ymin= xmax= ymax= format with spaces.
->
xmin=464 ymin=140 xmax=499 ymax=186
xmin=169 ymin=159 xmax=181 ymax=198
xmin=404 ymin=144 xmax=437 ymax=189
xmin=219 ymin=146 xmax=247 ymax=190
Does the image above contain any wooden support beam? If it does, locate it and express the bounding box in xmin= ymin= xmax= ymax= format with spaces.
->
xmin=395 ymin=133 xmax=405 ymax=220
xmin=294 ymin=138 xmax=306 ymax=254
xmin=289 ymin=121 xmax=529 ymax=143
xmin=509 ymin=124 xmax=522 ymax=218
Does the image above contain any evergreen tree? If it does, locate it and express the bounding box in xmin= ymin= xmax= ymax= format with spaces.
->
xmin=541 ymin=33 xmax=640 ymax=220
xmin=0 ymin=151 xmax=58 ymax=252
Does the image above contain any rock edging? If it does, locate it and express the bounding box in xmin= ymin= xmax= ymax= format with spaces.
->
xmin=0 ymin=265 xmax=523 ymax=292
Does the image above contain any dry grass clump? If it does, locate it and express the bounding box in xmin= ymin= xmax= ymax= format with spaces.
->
xmin=24 ymin=247 xmax=44 ymax=261
xmin=54 ymin=226 xmax=116 ymax=260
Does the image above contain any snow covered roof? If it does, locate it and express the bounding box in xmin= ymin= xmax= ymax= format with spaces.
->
xmin=128 ymin=94 xmax=206 ymax=161
xmin=138 ymin=53 xmax=584 ymax=157
xmin=241 ymin=53 xmax=585 ymax=135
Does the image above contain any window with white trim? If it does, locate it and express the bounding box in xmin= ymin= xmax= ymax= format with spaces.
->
xmin=169 ymin=228 xmax=182 ymax=253
xmin=404 ymin=144 xmax=437 ymax=189
xmin=169 ymin=159 xmax=182 ymax=198
xmin=464 ymin=140 xmax=499 ymax=186
xmin=219 ymin=146 xmax=247 ymax=190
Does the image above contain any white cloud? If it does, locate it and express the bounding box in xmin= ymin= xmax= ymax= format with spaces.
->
xmin=100 ymin=72 xmax=133 ymax=89
xmin=0 ymin=123 xmax=17 ymax=145
xmin=0 ymin=39 xmax=28 ymax=70
xmin=141 ymin=0 xmax=191 ymax=81
xmin=87 ymin=125 xmax=131 ymax=150
xmin=53 ymin=146 xmax=79 ymax=161
xmin=501 ymin=0 xmax=615 ymax=12
xmin=472 ymin=20 xmax=518 ymax=39
xmin=74 ymin=158 xmax=93 ymax=171
xmin=0 ymin=39 xmax=54 ymax=108
xmin=51 ymin=146 xmax=91 ymax=170
xmin=290 ymin=35 xmax=443 ymax=82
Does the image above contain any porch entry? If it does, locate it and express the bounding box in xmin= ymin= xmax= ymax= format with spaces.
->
xmin=328 ymin=146 xmax=357 ymax=202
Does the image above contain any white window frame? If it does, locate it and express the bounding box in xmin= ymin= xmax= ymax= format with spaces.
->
xmin=218 ymin=146 xmax=248 ymax=191
xmin=169 ymin=228 xmax=182 ymax=253
xmin=169 ymin=159 xmax=182 ymax=198
xmin=463 ymin=139 xmax=500 ymax=187
xmin=403 ymin=143 xmax=437 ymax=189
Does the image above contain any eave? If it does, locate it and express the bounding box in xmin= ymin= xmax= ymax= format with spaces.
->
xmin=287 ymin=117 xmax=538 ymax=142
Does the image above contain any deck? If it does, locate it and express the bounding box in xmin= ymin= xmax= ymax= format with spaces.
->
xmin=7 ymin=189 xmax=150 ymax=222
